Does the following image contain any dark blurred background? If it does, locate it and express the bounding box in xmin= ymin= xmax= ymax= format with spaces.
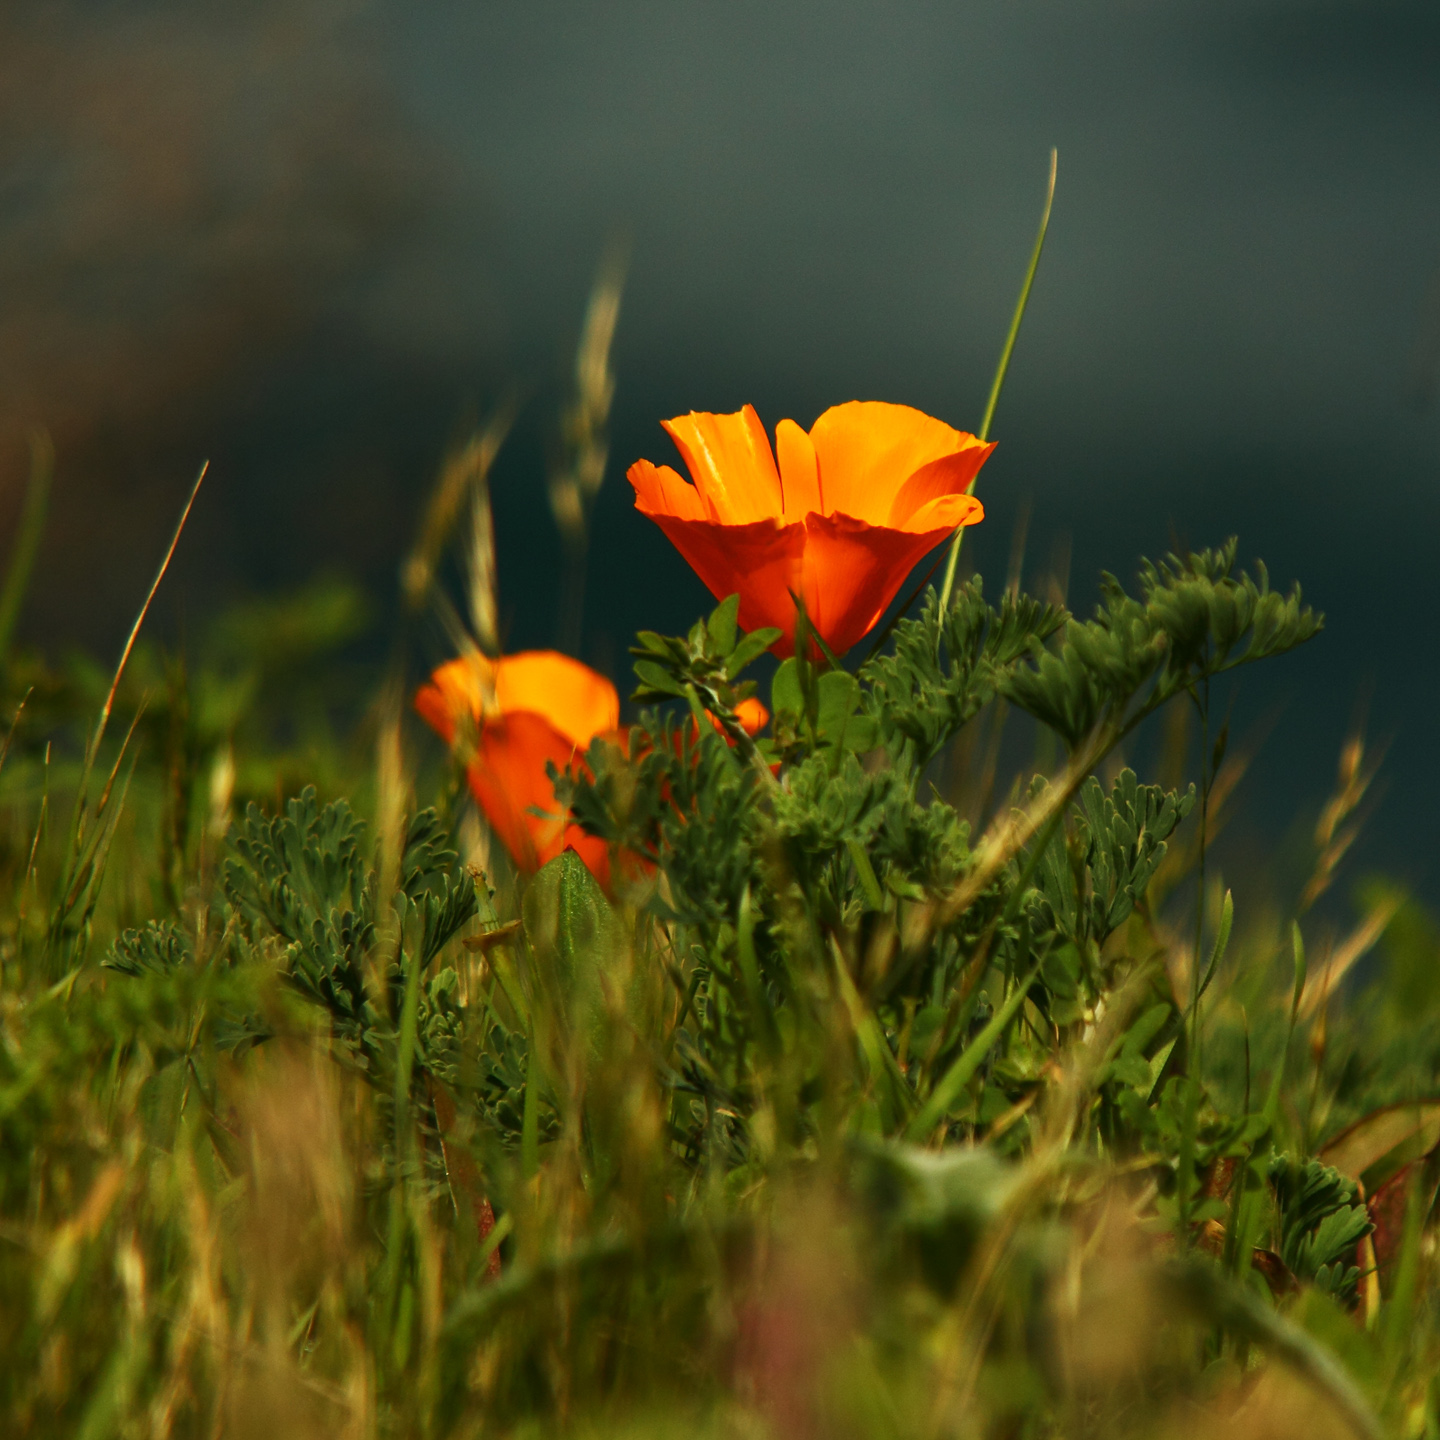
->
xmin=2 ymin=0 xmax=1436 ymax=893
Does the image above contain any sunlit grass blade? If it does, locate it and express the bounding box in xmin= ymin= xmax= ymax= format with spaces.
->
xmin=403 ymin=395 xmax=516 ymax=634
xmin=43 ymin=462 xmax=206 ymax=975
xmin=553 ymin=238 xmax=628 ymax=654
xmin=0 ymin=687 xmax=33 ymax=783
xmin=92 ymin=460 xmax=208 ymax=765
xmin=1263 ymin=921 xmax=1308 ymax=1129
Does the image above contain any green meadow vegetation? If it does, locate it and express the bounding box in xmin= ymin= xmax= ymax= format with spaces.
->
xmin=4 ymin=249 xmax=1440 ymax=1440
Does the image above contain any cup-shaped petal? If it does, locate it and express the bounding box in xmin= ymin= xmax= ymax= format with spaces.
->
xmin=629 ymin=401 xmax=991 ymax=656
xmin=798 ymin=511 xmax=971 ymax=657
xmin=416 ymin=651 xmax=618 ymax=751
xmin=491 ymin=652 xmax=619 ymax=746
xmin=808 ymin=401 xmax=994 ymax=527
xmin=467 ymin=710 xmax=579 ymax=872
xmin=415 ymin=650 xmax=621 ymax=881
xmin=636 ymin=509 xmax=809 ymax=644
xmin=660 ymin=405 xmax=783 ymax=523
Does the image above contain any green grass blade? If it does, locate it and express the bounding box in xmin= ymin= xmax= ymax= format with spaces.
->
xmin=905 ymin=954 xmax=1044 ymax=1142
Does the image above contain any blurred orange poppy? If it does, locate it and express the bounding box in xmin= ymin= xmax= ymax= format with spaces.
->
xmin=628 ymin=401 xmax=992 ymax=657
xmin=415 ymin=650 xmax=619 ymax=882
xmin=714 ymin=696 xmax=769 ymax=739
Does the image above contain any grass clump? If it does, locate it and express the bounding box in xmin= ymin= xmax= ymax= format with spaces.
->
xmin=1 ymin=484 xmax=1438 ymax=1440
xmin=1 ymin=215 xmax=1436 ymax=1434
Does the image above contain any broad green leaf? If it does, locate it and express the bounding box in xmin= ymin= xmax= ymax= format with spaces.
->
xmin=523 ymin=850 xmax=620 ymax=1046
xmin=632 ymin=659 xmax=686 ymax=697
xmin=815 ymin=671 xmax=861 ymax=740
xmin=523 ymin=850 xmax=615 ymax=983
xmin=706 ymin=593 xmax=741 ymax=655
xmin=634 ymin=629 xmax=679 ymax=656
xmin=725 ymin=627 xmax=782 ymax=678
xmin=771 ymin=657 xmax=803 ymax=716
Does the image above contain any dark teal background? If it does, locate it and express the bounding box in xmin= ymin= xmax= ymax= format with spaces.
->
xmin=2 ymin=0 xmax=1436 ymax=896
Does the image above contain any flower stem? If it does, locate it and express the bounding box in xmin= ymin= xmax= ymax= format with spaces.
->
xmin=938 ymin=149 xmax=1057 ymax=616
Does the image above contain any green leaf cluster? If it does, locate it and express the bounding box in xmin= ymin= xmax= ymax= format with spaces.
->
xmin=559 ymin=543 xmax=1319 ymax=1169
xmin=631 ymin=592 xmax=778 ymax=754
xmin=103 ymin=787 xmax=481 ymax=1102
xmin=863 ymin=577 xmax=1064 ymax=771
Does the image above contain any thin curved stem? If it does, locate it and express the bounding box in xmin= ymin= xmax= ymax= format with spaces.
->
xmin=938 ymin=149 xmax=1057 ymax=616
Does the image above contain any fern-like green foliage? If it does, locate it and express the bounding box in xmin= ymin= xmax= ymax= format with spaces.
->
xmin=102 ymin=919 xmax=193 ymax=977
xmin=1032 ymin=769 xmax=1196 ymax=947
xmin=863 ymin=578 xmax=1064 ymax=773
xmin=631 ymin=591 xmax=778 ymax=755
xmin=1268 ymin=1153 xmax=1374 ymax=1303
xmin=104 ymin=786 xmax=480 ymax=1102
xmin=96 ymin=548 xmax=1330 ymax=1244
xmin=17 ymin=522 xmax=1406 ymax=1440
xmin=224 ymin=790 xmax=377 ymax=1033
xmin=1002 ymin=538 xmax=1320 ymax=748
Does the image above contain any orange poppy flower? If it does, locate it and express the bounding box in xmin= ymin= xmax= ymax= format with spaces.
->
xmin=628 ymin=401 xmax=992 ymax=657
xmin=415 ymin=650 xmax=619 ymax=882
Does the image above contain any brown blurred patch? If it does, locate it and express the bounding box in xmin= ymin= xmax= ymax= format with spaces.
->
xmin=1045 ymin=1187 xmax=1378 ymax=1438
xmin=222 ymin=1038 xmax=370 ymax=1440
xmin=1164 ymin=1366 xmax=1358 ymax=1440
xmin=0 ymin=0 xmax=433 ymax=647
xmin=1050 ymin=1191 xmax=1175 ymax=1400
xmin=731 ymin=1192 xmax=861 ymax=1439
xmin=234 ymin=1041 xmax=354 ymax=1305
